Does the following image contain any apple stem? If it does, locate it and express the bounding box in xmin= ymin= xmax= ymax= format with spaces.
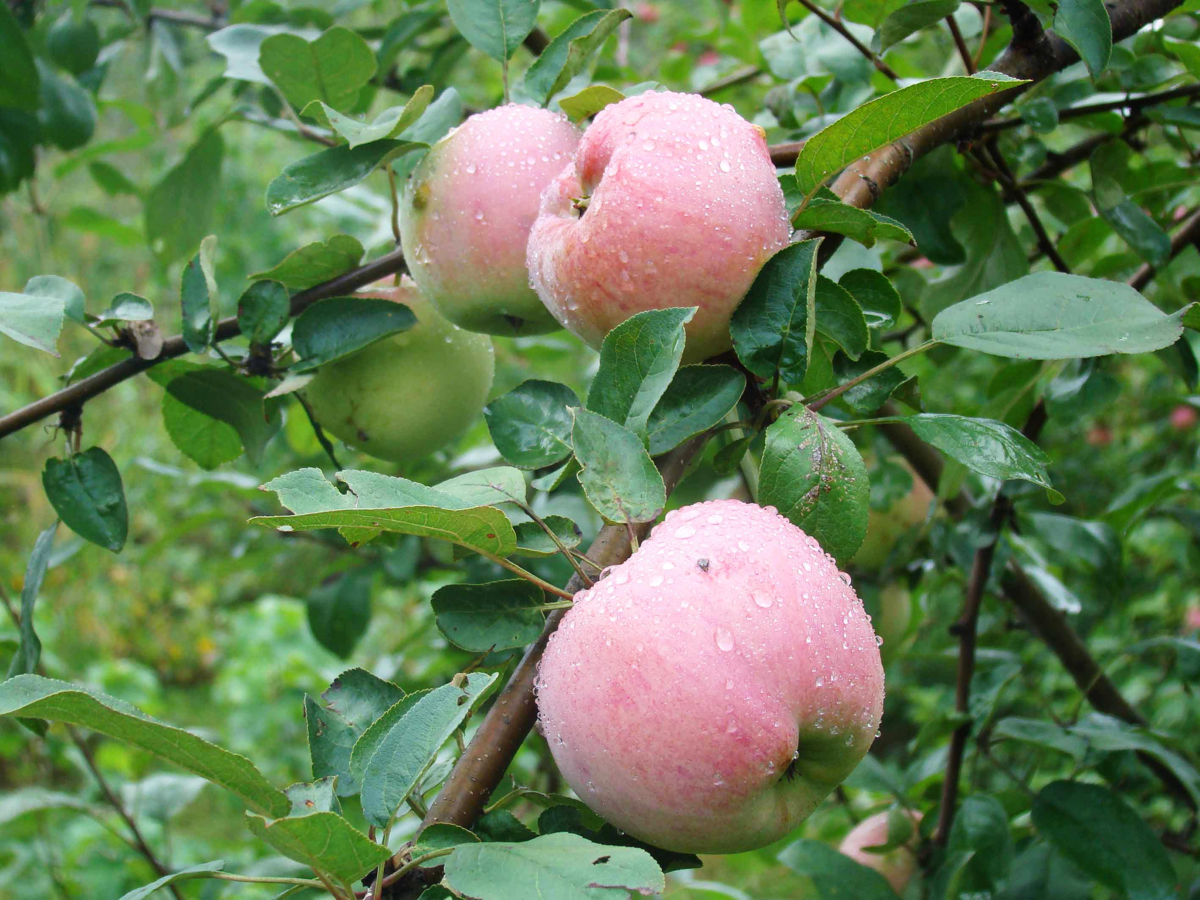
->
xmin=805 ymin=341 xmax=937 ymax=413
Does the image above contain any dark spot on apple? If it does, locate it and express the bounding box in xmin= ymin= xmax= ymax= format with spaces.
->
xmin=697 ymin=558 xmax=709 ymax=571
xmin=592 ymin=855 xmax=611 ymax=865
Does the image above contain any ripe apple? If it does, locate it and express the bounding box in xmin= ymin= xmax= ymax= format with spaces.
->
xmin=852 ymin=465 xmax=935 ymax=570
xmin=302 ymin=279 xmax=494 ymax=463
xmin=536 ymin=499 xmax=885 ymax=854
xmin=399 ymin=104 xmax=581 ymax=336
xmin=526 ymin=91 xmax=791 ymax=364
xmin=839 ymin=809 xmax=923 ymax=893
xmin=1170 ymin=404 xmax=1198 ymax=432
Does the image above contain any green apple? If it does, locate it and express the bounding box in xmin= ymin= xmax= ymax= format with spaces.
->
xmin=852 ymin=464 xmax=935 ymax=570
xmin=303 ymin=280 xmax=494 ymax=464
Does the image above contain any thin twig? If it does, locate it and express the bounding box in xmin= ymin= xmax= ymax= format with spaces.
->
xmin=699 ymin=65 xmax=762 ymax=97
xmin=795 ymin=0 xmax=900 ymax=81
xmin=979 ymin=83 xmax=1200 ymax=133
xmin=90 ymin=0 xmax=223 ymax=29
xmin=0 ymin=250 xmax=408 ymax=440
xmin=974 ymin=5 xmax=992 ymax=70
xmin=1128 ymin=206 xmax=1200 ymax=290
xmin=67 ymin=726 xmax=185 ymax=900
xmin=983 ymin=141 xmax=1071 ymax=273
xmin=946 ymin=15 xmax=976 ymax=74
xmin=294 ymin=392 xmax=343 ymax=471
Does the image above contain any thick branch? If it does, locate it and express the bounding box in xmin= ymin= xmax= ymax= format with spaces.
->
xmin=0 ymin=250 xmax=407 ymax=440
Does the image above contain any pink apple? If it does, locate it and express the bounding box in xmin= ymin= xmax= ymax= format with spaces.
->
xmin=1170 ymin=404 xmax=1198 ymax=432
xmin=400 ymin=104 xmax=581 ymax=336
xmin=536 ymin=499 xmax=885 ymax=853
xmin=839 ymin=809 xmax=923 ymax=893
xmin=526 ymin=91 xmax=791 ymax=363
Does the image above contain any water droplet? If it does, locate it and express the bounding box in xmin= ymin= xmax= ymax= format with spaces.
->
xmin=752 ymin=591 xmax=773 ymax=609
xmin=675 ymin=525 xmax=696 ymax=538
xmin=708 ymin=514 xmax=723 ymax=524
xmin=715 ymin=627 xmax=735 ymax=652
xmin=713 ymin=773 xmax=725 ymax=786
xmin=465 ymin=162 xmax=476 ymax=174
xmin=738 ymin=541 xmax=749 ymax=552
xmin=474 ymin=210 xmax=484 ymax=221
xmin=648 ymin=575 xmax=664 ymax=587
xmin=725 ymin=678 xmax=734 ymax=690
xmin=614 ymin=570 xmax=629 ymax=585
xmin=719 ymin=160 xmax=731 ymax=172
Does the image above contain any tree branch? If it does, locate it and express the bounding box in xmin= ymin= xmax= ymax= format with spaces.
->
xmin=795 ymin=0 xmax=900 ymax=82
xmin=90 ymin=0 xmax=223 ymax=30
xmin=0 ymin=250 xmax=408 ymax=440
xmin=1128 ymin=206 xmax=1200 ymax=290
xmin=982 ymin=140 xmax=1072 ymax=273
xmin=946 ymin=15 xmax=976 ymax=74
xmin=980 ymin=83 xmax=1200 ymax=134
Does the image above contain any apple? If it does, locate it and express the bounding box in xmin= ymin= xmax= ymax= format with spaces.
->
xmin=874 ymin=583 xmax=912 ymax=666
xmin=852 ymin=466 xmax=935 ymax=570
xmin=839 ymin=809 xmax=923 ymax=893
xmin=399 ymin=104 xmax=581 ymax=336
xmin=536 ymin=499 xmax=885 ymax=854
xmin=526 ymin=90 xmax=791 ymax=364
xmin=302 ymin=279 xmax=494 ymax=463
xmin=1170 ymin=404 xmax=1198 ymax=432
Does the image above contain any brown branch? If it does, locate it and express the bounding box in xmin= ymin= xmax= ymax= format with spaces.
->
xmin=1128 ymin=206 xmax=1200 ymax=290
xmin=947 ymin=15 xmax=976 ymax=74
xmin=523 ymin=27 xmax=550 ymax=57
xmin=980 ymin=83 xmax=1200 ymax=134
xmin=769 ymin=140 xmax=806 ymax=168
xmin=974 ymin=5 xmax=992 ymax=71
xmin=795 ymin=0 xmax=900 ymax=82
xmin=90 ymin=0 xmax=223 ymax=29
xmin=983 ymin=141 xmax=1071 ymax=273
xmin=69 ymin=724 xmax=185 ymax=900
xmin=0 ymin=250 xmax=408 ymax=440
xmin=699 ymin=65 xmax=763 ymax=97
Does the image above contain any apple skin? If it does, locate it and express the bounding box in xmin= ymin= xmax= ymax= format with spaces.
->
xmin=399 ymin=104 xmax=580 ymax=337
xmin=851 ymin=468 xmax=935 ymax=570
xmin=839 ymin=810 xmax=923 ymax=894
xmin=302 ymin=279 xmax=494 ymax=463
xmin=536 ymin=499 xmax=885 ymax=854
xmin=876 ymin=583 xmax=912 ymax=666
xmin=526 ymin=91 xmax=791 ymax=364
xmin=1170 ymin=404 xmax=1198 ymax=432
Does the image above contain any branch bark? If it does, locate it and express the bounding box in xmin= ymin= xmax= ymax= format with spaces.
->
xmin=979 ymin=83 xmax=1200 ymax=133
xmin=1128 ymin=206 xmax=1200 ymax=290
xmin=0 ymin=250 xmax=408 ymax=440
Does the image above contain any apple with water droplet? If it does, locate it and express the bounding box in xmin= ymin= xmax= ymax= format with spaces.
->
xmin=399 ymin=105 xmax=581 ymax=336
xmin=303 ymin=279 xmax=494 ymax=463
xmin=536 ymin=499 xmax=885 ymax=853
xmin=527 ymin=91 xmax=791 ymax=363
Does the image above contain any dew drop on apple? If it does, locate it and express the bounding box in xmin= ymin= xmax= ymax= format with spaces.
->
xmin=752 ymin=590 xmax=773 ymax=609
xmin=715 ymin=627 xmax=735 ymax=652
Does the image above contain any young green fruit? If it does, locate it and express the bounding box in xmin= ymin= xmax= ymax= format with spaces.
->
xmin=400 ymin=104 xmax=581 ymax=337
xmin=302 ymin=279 xmax=494 ymax=464
xmin=536 ymin=499 xmax=885 ymax=854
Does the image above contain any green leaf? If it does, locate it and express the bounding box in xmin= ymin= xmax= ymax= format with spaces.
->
xmin=359 ymin=673 xmax=497 ymax=826
xmin=444 ymin=833 xmax=665 ymax=899
xmin=0 ymin=675 xmax=290 ymax=817
xmin=759 ymin=406 xmax=870 ymax=563
xmin=302 ymin=84 xmax=432 ymax=148
xmin=792 ymin=197 xmax=915 ymax=249
xmin=1019 ymin=97 xmax=1060 ymax=133
xmin=1162 ymin=36 xmax=1200 ymax=79
xmin=435 ymin=467 xmax=528 ymax=508
xmin=145 ymin=130 xmax=224 ymax=263
xmin=0 ymin=109 xmax=38 ymax=195
xmin=162 ymin=392 xmax=243 ymax=470
xmin=41 ymin=448 xmax=127 ymax=552
xmin=446 ymin=0 xmax=541 ymax=63
xmin=254 ymin=470 xmax=518 ymax=557
xmin=646 ymin=365 xmax=746 ymax=457
xmin=839 ymin=269 xmax=902 ymax=329
xmin=874 ymin=413 xmax=1056 ymax=496
xmin=94 ymin=292 xmax=153 ymax=326
xmin=946 ymin=795 xmax=1013 ymax=894
xmin=558 ymin=84 xmax=625 ymax=122
xmin=6 ymin=524 xmax=56 ymax=681
xmin=1031 ymin=781 xmax=1176 ymax=900
xmin=237 ymin=280 xmax=291 ymax=345
xmin=484 ymin=380 xmax=581 ymax=469
xmin=795 ymin=73 xmax=1024 ymax=196
xmin=731 ymin=238 xmax=821 ymax=386
xmin=571 ymin=407 xmax=666 ymax=525
xmin=118 ymin=861 xmax=227 ymax=900
xmin=290 ymin=296 xmax=417 ymax=373
xmin=245 ymin=810 xmax=390 ymax=884
xmin=875 ymin=0 xmax=961 ymax=53
xmin=0 ymin=3 xmax=38 ymax=111
xmin=36 ymin=60 xmax=96 ymax=151
xmin=180 ymin=239 xmax=217 ymax=353
xmin=1068 ymin=715 xmax=1200 ymax=809
xmin=307 ymin=568 xmax=373 ymax=658
xmin=266 ymin=139 xmax=418 ymax=215
xmin=250 ymin=235 xmax=364 ymax=289
xmin=522 ymin=9 xmax=631 ymax=106
xmin=24 ymin=275 xmax=85 ymax=324
xmin=1092 ymin=186 xmax=1171 ymax=269
xmin=587 ymin=307 xmax=696 ymax=437
xmin=413 ymin=823 xmax=480 ymax=857
xmin=165 ymin=368 xmax=280 ymax=465
xmin=206 ymin=23 xmax=281 ymax=84
xmin=431 ymin=579 xmax=546 ymax=652
xmin=1054 ymin=0 xmax=1112 ymax=79
xmin=305 ymin=668 xmax=405 ymax=796
xmin=833 ymin=349 xmax=909 ymax=413
xmin=0 ymin=787 xmax=98 ymax=826
xmin=814 ymin=276 xmax=869 ymax=361
xmin=778 ymin=838 xmax=899 ymax=899
xmin=391 ymin=87 xmax=463 ymax=181
xmin=932 ymin=272 xmax=1188 ymax=359
xmin=993 ymin=717 xmax=1088 ymax=760
xmin=0 ymin=291 xmax=64 ymax=355
xmin=258 ymin=26 xmax=376 ymax=113
xmin=282 ymin=776 xmax=342 ymax=816
xmin=513 ymin=516 xmax=582 ymax=557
